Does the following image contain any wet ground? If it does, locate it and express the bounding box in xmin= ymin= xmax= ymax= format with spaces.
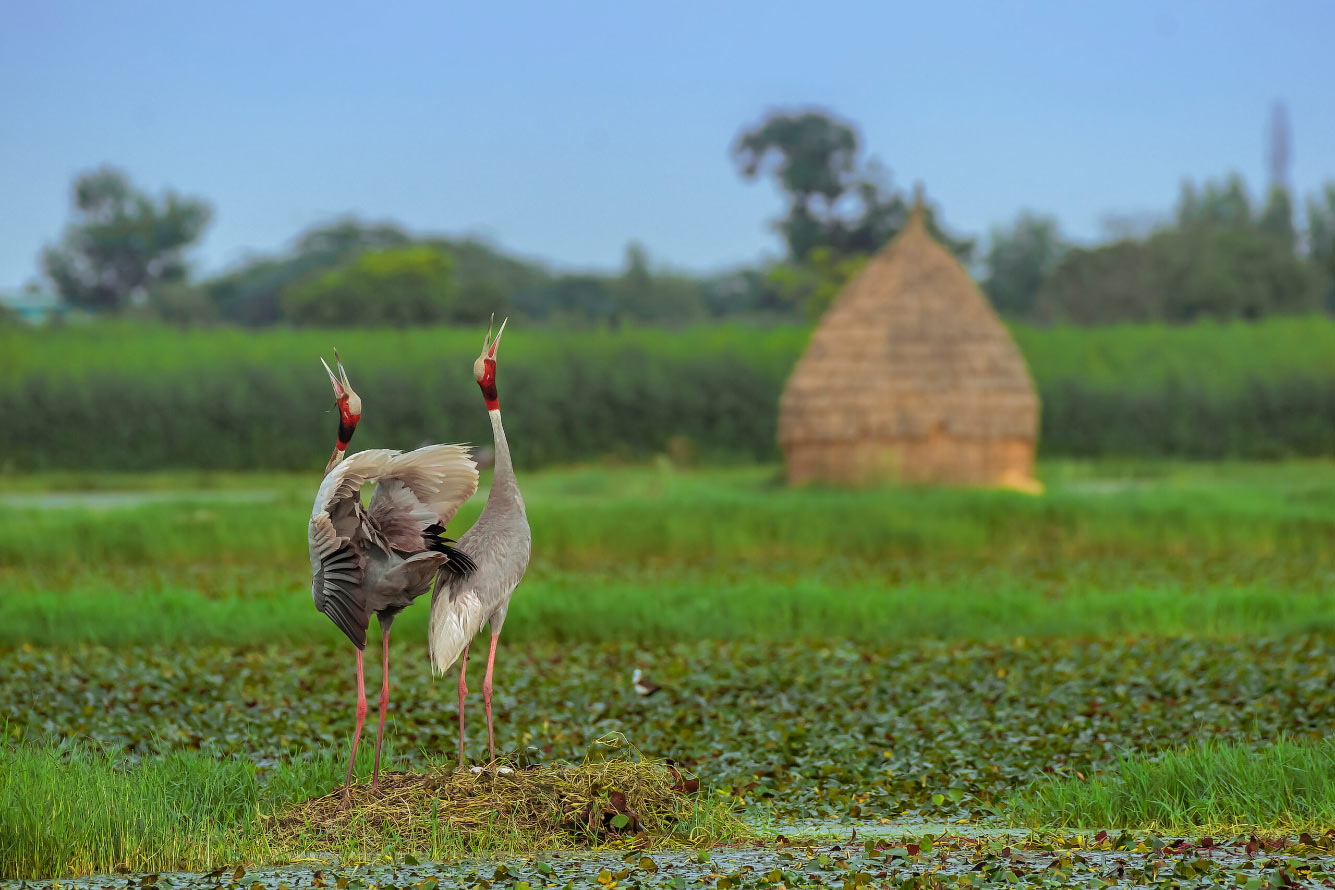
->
xmin=10 ymin=826 xmax=1335 ymax=890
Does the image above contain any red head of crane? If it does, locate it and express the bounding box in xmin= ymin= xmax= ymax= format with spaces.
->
xmin=321 ymin=349 xmax=362 ymax=473
xmin=473 ymin=318 xmax=504 ymax=410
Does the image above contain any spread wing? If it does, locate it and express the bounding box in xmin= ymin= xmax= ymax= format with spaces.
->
xmin=367 ymin=444 xmax=479 ymax=553
xmin=311 ymin=449 xmax=398 ymax=536
xmin=309 ymin=512 xmax=368 ymax=648
xmin=308 ymin=449 xmax=398 ymax=648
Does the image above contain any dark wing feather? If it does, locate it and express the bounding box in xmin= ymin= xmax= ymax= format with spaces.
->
xmin=367 ymin=445 xmax=479 ymax=552
xmin=424 ymin=523 xmax=477 ymax=579
xmin=309 ymin=512 xmax=369 ymax=649
xmin=366 ymin=480 xmax=438 ymax=553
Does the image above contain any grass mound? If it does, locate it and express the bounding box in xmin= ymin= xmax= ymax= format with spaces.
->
xmin=266 ymin=752 xmax=738 ymax=857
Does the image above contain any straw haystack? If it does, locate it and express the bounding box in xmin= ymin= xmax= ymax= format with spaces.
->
xmin=778 ymin=200 xmax=1039 ymax=489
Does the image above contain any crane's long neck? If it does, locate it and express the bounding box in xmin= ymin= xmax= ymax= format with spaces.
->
xmin=486 ymin=408 xmax=523 ymax=508
xmin=324 ymin=446 xmax=346 ymax=475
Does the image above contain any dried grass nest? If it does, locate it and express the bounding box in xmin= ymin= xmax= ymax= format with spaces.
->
xmin=264 ymin=743 xmax=713 ymax=852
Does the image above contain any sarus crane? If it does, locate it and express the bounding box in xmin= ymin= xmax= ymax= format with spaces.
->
xmin=429 ymin=318 xmax=532 ymax=768
xmin=307 ymin=352 xmax=479 ymax=804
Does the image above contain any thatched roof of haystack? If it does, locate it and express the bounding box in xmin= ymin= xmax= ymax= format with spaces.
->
xmin=779 ymin=191 xmax=1039 ymax=487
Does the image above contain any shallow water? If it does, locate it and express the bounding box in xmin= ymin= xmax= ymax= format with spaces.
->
xmin=11 ymin=828 xmax=1335 ymax=890
xmin=766 ymin=818 xmax=1032 ymax=840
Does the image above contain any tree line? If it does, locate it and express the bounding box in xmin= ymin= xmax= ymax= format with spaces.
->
xmin=25 ymin=108 xmax=1335 ymax=329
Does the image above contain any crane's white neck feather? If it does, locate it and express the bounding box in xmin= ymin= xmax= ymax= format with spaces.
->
xmin=487 ymin=408 xmax=522 ymax=506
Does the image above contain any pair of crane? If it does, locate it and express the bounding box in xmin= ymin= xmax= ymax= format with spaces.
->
xmin=306 ymin=319 xmax=531 ymax=806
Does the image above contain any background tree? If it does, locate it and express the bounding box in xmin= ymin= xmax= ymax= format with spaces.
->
xmin=983 ymin=212 xmax=1067 ymax=318
xmin=767 ymin=248 xmax=869 ymax=319
xmin=146 ymin=282 xmax=217 ymax=328
xmin=699 ymin=268 xmax=794 ymax=318
xmin=733 ymin=108 xmax=970 ymax=318
xmin=208 ymin=218 xmax=411 ymax=325
xmin=613 ymin=242 xmax=708 ymax=324
xmin=1037 ymin=227 xmax=1319 ymax=325
xmin=1306 ymin=183 xmax=1335 ymax=311
xmin=514 ymin=275 xmax=619 ymax=326
xmin=732 ymin=109 xmax=861 ymax=260
xmin=421 ymin=237 xmax=547 ymax=323
xmin=1258 ymin=186 xmax=1296 ymax=248
xmin=281 ymin=246 xmax=458 ymax=327
xmin=1175 ymin=175 xmax=1252 ymax=230
xmin=1035 ymin=239 xmax=1170 ymax=325
xmin=42 ymin=167 xmax=212 ymax=312
xmin=732 ymin=109 xmax=972 ymax=261
xmin=1039 ymin=173 xmax=1320 ymax=325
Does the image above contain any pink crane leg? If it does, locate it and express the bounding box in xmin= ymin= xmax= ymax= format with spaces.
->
xmin=341 ymin=648 xmax=368 ymax=808
xmin=483 ymin=634 xmax=499 ymax=762
xmin=457 ymin=643 xmax=470 ymax=769
xmin=371 ymin=627 xmax=391 ymax=789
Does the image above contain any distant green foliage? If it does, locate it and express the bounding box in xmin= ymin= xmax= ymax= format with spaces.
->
xmin=281 ymin=245 xmax=459 ymax=327
xmin=731 ymin=108 xmax=972 ymax=262
xmin=205 ymin=219 xmax=548 ymax=326
xmin=1038 ymin=227 xmax=1322 ymax=324
xmin=983 ymin=211 xmax=1067 ymax=318
xmin=766 ymin=247 xmax=869 ymax=319
xmin=730 ymin=108 xmax=973 ymax=319
xmin=41 ymin=167 xmax=212 ymax=312
xmin=1038 ymin=175 xmax=1324 ymax=324
xmin=513 ymin=243 xmax=712 ymax=327
xmin=2 ymin=318 xmax=1333 ymax=470
xmin=1308 ymin=183 xmax=1335 ymax=312
xmin=208 ymin=218 xmax=412 ymax=325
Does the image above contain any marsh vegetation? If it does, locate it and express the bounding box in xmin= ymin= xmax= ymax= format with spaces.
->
xmin=4 ymin=460 xmax=1335 ymax=883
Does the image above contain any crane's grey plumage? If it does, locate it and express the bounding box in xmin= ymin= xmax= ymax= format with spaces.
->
xmin=310 ymin=445 xmax=480 ymax=647
xmin=306 ymin=351 xmax=479 ymax=805
xmin=427 ymin=412 xmax=530 ymax=669
xmin=428 ymin=318 xmax=531 ymax=767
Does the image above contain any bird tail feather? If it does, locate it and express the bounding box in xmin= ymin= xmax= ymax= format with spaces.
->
xmin=427 ymin=582 xmax=488 ymax=675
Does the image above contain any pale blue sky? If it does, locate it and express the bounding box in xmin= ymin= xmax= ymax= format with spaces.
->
xmin=2 ymin=0 xmax=1332 ymax=289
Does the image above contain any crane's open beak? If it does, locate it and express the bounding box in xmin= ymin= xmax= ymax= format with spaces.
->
xmin=486 ymin=317 xmax=508 ymax=359
xmin=321 ymin=349 xmax=362 ymax=424
xmin=321 ymin=350 xmax=354 ymax=400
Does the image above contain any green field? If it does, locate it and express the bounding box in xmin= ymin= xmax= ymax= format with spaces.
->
xmin=3 ymin=460 xmax=1333 ymax=646
xmin=4 ymin=460 xmax=1335 ymax=882
xmin=4 ymin=316 xmax=1334 ymax=471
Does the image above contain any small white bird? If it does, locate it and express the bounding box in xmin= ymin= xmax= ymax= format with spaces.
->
xmin=632 ymin=668 xmax=661 ymax=697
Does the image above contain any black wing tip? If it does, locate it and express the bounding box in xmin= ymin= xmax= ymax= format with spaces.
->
xmin=440 ymin=544 xmax=477 ymax=580
xmin=318 ymin=602 xmax=367 ymax=649
xmin=424 ymin=524 xmax=477 ymax=579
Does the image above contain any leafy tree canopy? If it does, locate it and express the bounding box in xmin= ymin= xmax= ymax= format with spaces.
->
xmin=983 ymin=212 xmax=1068 ymax=318
xmin=208 ymin=218 xmax=412 ymax=325
xmin=1038 ymin=226 xmax=1320 ymax=325
xmin=1038 ymin=173 xmax=1324 ymax=325
xmin=42 ymin=167 xmax=212 ymax=312
xmin=732 ymin=108 xmax=970 ymax=263
xmin=281 ymin=246 xmax=458 ymax=327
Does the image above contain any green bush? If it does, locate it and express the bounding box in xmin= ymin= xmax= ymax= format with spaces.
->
xmin=281 ymin=246 xmax=458 ymax=327
xmin=2 ymin=318 xmax=1333 ymax=471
